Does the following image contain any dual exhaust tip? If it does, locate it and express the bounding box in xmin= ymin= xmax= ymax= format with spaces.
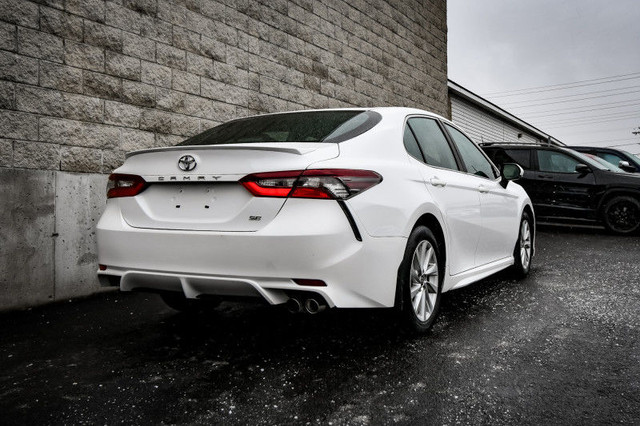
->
xmin=286 ymin=296 xmax=327 ymax=314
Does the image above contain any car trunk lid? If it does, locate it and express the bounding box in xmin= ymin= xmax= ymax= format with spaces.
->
xmin=115 ymin=143 xmax=339 ymax=231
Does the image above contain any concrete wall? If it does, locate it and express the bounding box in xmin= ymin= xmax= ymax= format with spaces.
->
xmin=0 ymin=169 xmax=106 ymax=309
xmin=451 ymin=95 xmax=544 ymax=145
xmin=0 ymin=0 xmax=448 ymax=310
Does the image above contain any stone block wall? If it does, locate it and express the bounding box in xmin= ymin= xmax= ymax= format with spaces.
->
xmin=0 ymin=0 xmax=448 ymax=310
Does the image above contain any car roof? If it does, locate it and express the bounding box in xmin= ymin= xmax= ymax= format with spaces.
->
xmin=481 ymin=143 xmax=556 ymax=149
xmin=218 ymin=107 xmax=451 ymax=129
xmin=481 ymin=143 xmax=586 ymax=156
xmin=240 ymin=106 xmax=445 ymax=118
xmin=570 ymin=146 xmax=625 ymax=152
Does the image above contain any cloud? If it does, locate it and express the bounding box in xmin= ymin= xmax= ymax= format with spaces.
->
xmin=448 ymin=0 xmax=640 ymax=147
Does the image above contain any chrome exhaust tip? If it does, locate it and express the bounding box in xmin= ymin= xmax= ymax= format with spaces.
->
xmin=304 ymin=298 xmax=326 ymax=314
xmin=286 ymin=297 xmax=303 ymax=314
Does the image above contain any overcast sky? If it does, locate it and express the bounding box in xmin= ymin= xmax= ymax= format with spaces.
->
xmin=448 ymin=0 xmax=640 ymax=153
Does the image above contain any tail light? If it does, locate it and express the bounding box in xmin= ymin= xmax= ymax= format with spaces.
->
xmin=107 ymin=174 xmax=147 ymax=198
xmin=240 ymin=169 xmax=382 ymax=200
xmin=239 ymin=170 xmax=303 ymax=198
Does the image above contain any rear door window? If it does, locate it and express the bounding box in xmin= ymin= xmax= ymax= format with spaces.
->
xmin=444 ymin=124 xmax=498 ymax=179
xmin=503 ymin=149 xmax=532 ymax=169
xmin=406 ymin=118 xmax=459 ymax=170
xmin=485 ymin=148 xmax=532 ymax=170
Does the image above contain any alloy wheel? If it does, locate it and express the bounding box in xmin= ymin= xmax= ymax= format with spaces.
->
xmin=520 ymin=219 xmax=532 ymax=270
xmin=410 ymin=240 xmax=439 ymax=322
xmin=607 ymin=200 xmax=640 ymax=233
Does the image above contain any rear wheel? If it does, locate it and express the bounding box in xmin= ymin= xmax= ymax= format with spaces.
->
xmin=602 ymin=196 xmax=640 ymax=235
xmin=398 ymin=226 xmax=442 ymax=333
xmin=511 ymin=212 xmax=533 ymax=278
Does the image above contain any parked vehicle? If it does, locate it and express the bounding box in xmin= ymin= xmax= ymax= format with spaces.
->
xmin=482 ymin=142 xmax=640 ymax=235
xmin=580 ymin=153 xmax=626 ymax=173
xmin=571 ymin=146 xmax=640 ymax=173
xmin=97 ymin=108 xmax=534 ymax=332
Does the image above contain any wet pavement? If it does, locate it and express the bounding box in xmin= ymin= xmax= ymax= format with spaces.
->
xmin=1 ymin=226 xmax=639 ymax=425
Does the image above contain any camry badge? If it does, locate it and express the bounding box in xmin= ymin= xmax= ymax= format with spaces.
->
xmin=178 ymin=155 xmax=196 ymax=171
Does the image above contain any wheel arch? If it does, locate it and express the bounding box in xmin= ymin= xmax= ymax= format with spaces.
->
xmin=395 ymin=213 xmax=447 ymax=308
xmin=413 ymin=214 xmax=447 ymax=270
xmin=597 ymin=189 xmax=640 ymax=214
xmin=598 ymin=190 xmax=640 ymax=234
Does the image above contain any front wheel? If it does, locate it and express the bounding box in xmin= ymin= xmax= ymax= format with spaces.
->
xmin=602 ymin=196 xmax=640 ymax=235
xmin=397 ymin=226 xmax=443 ymax=333
xmin=510 ymin=212 xmax=533 ymax=278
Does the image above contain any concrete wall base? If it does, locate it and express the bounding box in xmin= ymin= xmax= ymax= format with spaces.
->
xmin=0 ymin=167 xmax=106 ymax=311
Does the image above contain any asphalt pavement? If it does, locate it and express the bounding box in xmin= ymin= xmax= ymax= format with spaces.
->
xmin=1 ymin=226 xmax=639 ymax=425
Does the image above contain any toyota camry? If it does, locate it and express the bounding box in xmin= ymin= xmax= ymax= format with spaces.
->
xmin=97 ymin=108 xmax=534 ymax=332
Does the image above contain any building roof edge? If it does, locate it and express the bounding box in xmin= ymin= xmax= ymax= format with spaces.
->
xmin=448 ymin=80 xmax=565 ymax=146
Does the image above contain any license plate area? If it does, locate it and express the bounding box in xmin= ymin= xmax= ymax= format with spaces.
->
xmin=144 ymin=182 xmax=250 ymax=221
xmin=169 ymin=184 xmax=219 ymax=212
xmin=121 ymin=182 xmax=287 ymax=231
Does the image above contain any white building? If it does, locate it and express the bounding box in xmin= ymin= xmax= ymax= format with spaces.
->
xmin=449 ymin=80 xmax=563 ymax=146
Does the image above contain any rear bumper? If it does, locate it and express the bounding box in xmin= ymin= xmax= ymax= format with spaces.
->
xmin=97 ymin=198 xmax=406 ymax=308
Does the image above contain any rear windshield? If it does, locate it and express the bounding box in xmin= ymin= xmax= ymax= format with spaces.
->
xmin=179 ymin=110 xmax=382 ymax=146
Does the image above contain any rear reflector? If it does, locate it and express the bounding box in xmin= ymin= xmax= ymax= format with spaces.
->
xmin=107 ymin=174 xmax=148 ymax=198
xmin=240 ymin=169 xmax=381 ymax=200
xmin=293 ymin=279 xmax=327 ymax=287
xmin=99 ymin=264 xmax=107 ymax=271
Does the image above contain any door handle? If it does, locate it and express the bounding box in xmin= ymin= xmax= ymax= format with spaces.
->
xmin=430 ymin=177 xmax=447 ymax=187
xmin=538 ymin=174 xmax=553 ymax=179
xmin=478 ymin=184 xmax=489 ymax=193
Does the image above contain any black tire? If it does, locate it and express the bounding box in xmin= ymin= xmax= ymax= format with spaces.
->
xmin=160 ymin=292 xmax=220 ymax=312
xmin=397 ymin=225 xmax=443 ymax=333
xmin=602 ymin=196 xmax=640 ymax=235
xmin=510 ymin=211 xmax=533 ymax=278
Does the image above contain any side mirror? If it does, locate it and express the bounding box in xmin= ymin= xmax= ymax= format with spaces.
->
xmin=618 ymin=160 xmax=635 ymax=173
xmin=575 ymin=164 xmax=591 ymax=174
xmin=500 ymin=163 xmax=524 ymax=188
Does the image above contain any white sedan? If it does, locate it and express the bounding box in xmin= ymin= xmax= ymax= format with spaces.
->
xmin=97 ymin=107 xmax=534 ymax=332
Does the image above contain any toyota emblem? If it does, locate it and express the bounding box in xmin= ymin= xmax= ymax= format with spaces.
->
xmin=178 ymin=155 xmax=196 ymax=171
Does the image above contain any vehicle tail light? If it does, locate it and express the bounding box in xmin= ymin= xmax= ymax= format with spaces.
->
xmin=240 ymin=169 xmax=382 ymax=200
xmin=239 ymin=170 xmax=303 ymax=198
xmin=107 ymin=174 xmax=148 ymax=198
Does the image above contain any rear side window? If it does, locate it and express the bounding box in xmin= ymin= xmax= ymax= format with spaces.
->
xmin=403 ymin=126 xmax=423 ymax=161
xmin=444 ymin=124 xmax=498 ymax=179
xmin=179 ymin=110 xmax=382 ymax=145
xmin=406 ymin=118 xmax=459 ymax=170
xmin=488 ymin=148 xmax=532 ymax=170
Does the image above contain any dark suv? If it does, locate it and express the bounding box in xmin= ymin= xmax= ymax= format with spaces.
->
xmin=481 ymin=143 xmax=640 ymax=234
xmin=570 ymin=146 xmax=640 ymax=173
